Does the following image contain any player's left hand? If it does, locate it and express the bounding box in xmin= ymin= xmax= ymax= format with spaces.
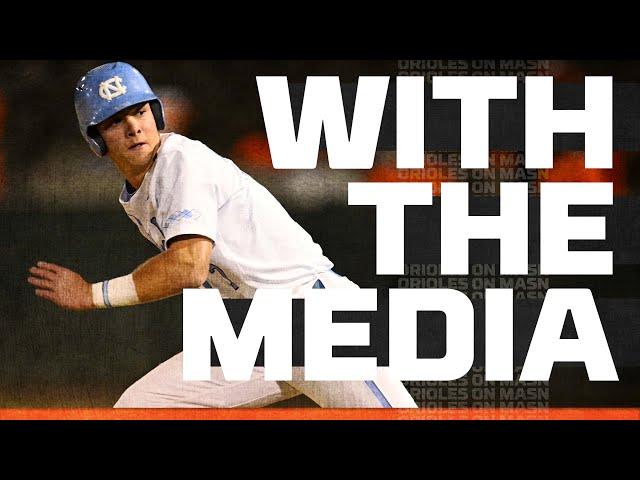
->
xmin=27 ymin=261 xmax=94 ymax=311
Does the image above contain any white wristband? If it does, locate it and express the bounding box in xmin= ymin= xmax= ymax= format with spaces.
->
xmin=92 ymin=274 xmax=140 ymax=308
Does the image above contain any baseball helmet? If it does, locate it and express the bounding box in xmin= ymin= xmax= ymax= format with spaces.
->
xmin=74 ymin=62 xmax=165 ymax=156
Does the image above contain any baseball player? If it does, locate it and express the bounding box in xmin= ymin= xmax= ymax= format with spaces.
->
xmin=27 ymin=62 xmax=417 ymax=408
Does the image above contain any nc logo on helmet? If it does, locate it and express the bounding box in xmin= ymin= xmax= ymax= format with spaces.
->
xmin=99 ymin=76 xmax=127 ymax=101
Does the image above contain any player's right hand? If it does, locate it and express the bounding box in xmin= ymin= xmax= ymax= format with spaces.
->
xmin=27 ymin=261 xmax=94 ymax=311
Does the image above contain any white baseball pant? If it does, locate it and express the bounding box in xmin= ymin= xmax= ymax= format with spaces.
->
xmin=113 ymin=270 xmax=417 ymax=408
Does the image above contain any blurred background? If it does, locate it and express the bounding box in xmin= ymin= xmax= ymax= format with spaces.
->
xmin=0 ymin=60 xmax=639 ymax=408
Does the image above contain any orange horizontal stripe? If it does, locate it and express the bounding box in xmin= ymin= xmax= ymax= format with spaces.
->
xmin=0 ymin=408 xmax=638 ymax=421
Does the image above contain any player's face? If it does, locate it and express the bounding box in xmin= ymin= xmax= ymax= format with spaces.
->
xmin=97 ymin=102 xmax=160 ymax=168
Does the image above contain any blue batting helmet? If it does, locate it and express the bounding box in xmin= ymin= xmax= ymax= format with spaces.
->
xmin=74 ymin=62 xmax=165 ymax=156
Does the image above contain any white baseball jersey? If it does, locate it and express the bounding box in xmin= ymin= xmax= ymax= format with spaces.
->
xmin=119 ymin=133 xmax=334 ymax=298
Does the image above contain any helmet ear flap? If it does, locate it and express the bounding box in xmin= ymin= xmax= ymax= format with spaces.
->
xmin=87 ymin=126 xmax=107 ymax=156
xmin=150 ymin=100 xmax=165 ymax=130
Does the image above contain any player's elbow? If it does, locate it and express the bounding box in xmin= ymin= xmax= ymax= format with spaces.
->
xmin=175 ymin=256 xmax=209 ymax=288
xmin=187 ymin=261 xmax=210 ymax=288
xmin=169 ymin=236 xmax=213 ymax=288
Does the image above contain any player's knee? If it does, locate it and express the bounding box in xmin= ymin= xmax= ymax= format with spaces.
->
xmin=113 ymin=385 xmax=143 ymax=408
xmin=113 ymin=381 xmax=249 ymax=408
xmin=113 ymin=382 xmax=162 ymax=408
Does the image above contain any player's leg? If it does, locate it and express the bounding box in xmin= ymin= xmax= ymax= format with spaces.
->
xmin=113 ymin=352 xmax=300 ymax=408
xmin=287 ymin=367 xmax=417 ymax=408
xmin=286 ymin=270 xmax=418 ymax=408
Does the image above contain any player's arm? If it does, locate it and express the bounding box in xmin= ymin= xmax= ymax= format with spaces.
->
xmin=131 ymin=235 xmax=213 ymax=302
xmin=27 ymin=235 xmax=213 ymax=311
